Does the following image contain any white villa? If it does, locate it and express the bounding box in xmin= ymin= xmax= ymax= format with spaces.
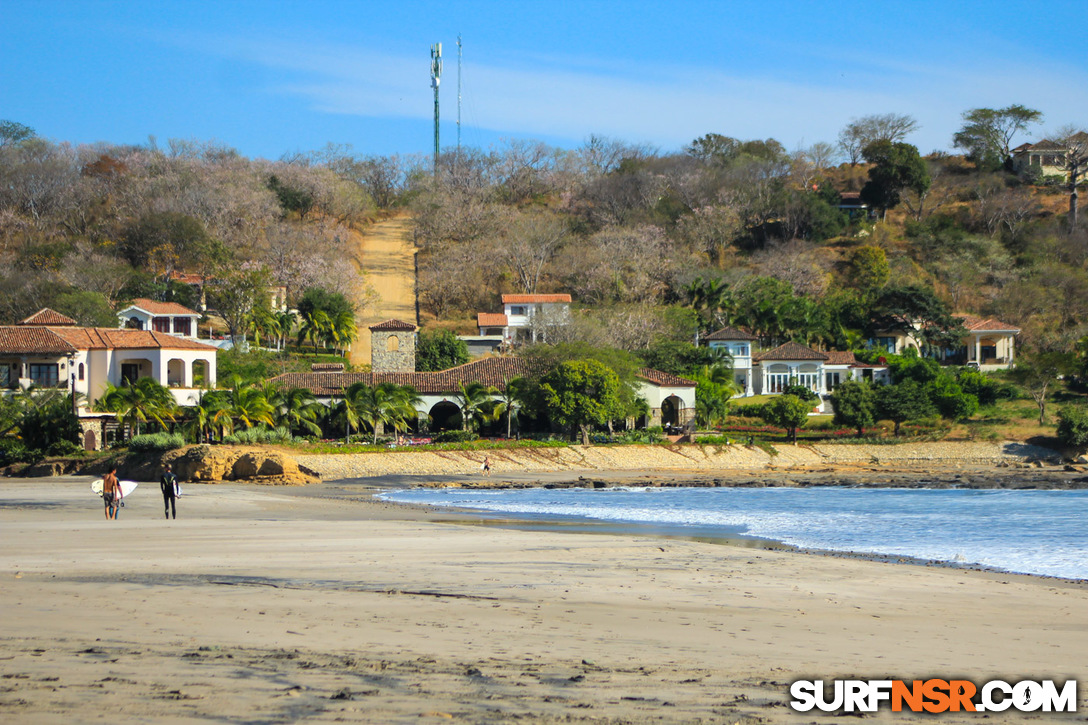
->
xmin=117 ymin=298 xmax=201 ymax=339
xmin=274 ymin=319 xmax=696 ymax=432
xmin=705 ymin=328 xmax=891 ymax=412
xmin=0 ymin=309 xmax=218 ymax=448
xmin=869 ymin=315 xmax=1020 ymax=371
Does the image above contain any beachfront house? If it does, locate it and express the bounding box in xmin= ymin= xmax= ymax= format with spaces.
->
xmin=272 ymin=320 xmax=695 ymax=433
xmin=0 ymin=308 xmax=219 ymax=450
xmin=868 ymin=315 xmax=1019 ymax=370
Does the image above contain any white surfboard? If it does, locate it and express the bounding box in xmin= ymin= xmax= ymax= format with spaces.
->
xmin=91 ymin=479 xmax=139 ymax=498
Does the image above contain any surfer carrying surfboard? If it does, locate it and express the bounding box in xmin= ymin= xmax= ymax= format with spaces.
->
xmin=160 ymin=464 xmax=178 ymax=520
xmin=103 ymin=466 xmax=122 ymax=520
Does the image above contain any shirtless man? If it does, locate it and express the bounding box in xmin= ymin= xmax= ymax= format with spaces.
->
xmin=102 ymin=466 xmax=122 ymax=520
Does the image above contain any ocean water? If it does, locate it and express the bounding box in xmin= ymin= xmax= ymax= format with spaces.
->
xmin=379 ymin=486 xmax=1088 ymax=580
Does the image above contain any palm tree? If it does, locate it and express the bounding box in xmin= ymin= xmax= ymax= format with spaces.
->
xmin=492 ymin=376 xmax=532 ymax=438
xmin=384 ymin=384 xmax=422 ymax=441
xmin=94 ymin=377 xmax=177 ymax=437
xmin=329 ymin=309 xmax=358 ymax=357
xmin=226 ymin=382 xmax=275 ymax=430
xmin=270 ymin=386 xmax=323 ymax=437
xmin=298 ymin=309 xmax=332 ymax=353
xmin=274 ymin=309 xmax=297 ymax=351
xmin=454 ymin=381 xmax=496 ymax=432
xmin=338 ymin=381 xmax=370 ymax=441
xmin=247 ymin=305 xmax=280 ymax=350
xmin=187 ymin=390 xmax=231 ymax=443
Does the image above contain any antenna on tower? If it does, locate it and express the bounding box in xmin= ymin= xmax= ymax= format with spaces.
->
xmin=430 ymin=42 xmax=442 ymax=174
xmin=457 ymin=34 xmax=462 ymax=154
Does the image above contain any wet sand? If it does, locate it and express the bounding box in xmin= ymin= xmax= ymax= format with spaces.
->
xmin=1 ymin=476 xmax=1086 ymax=723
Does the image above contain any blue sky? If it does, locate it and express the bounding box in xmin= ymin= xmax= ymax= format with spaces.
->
xmin=3 ymin=1 xmax=1086 ymax=160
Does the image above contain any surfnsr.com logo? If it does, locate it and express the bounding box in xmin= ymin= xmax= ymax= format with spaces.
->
xmin=789 ymin=679 xmax=1077 ymax=714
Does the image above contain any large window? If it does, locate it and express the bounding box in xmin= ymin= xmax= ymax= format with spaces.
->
xmin=173 ymin=317 xmax=191 ymax=336
xmin=796 ymin=373 xmax=820 ymax=392
xmin=29 ymin=363 xmax=59 ymax=388
xmin=0 ymin=366 xmax=9 ymax=388
xmin=767 ymin=373 xmax=790 ymax=393
xmin=152 ymin=317 xmax=170 ymax=333
xmin=826 ymin=372 xmax=841 ymax=391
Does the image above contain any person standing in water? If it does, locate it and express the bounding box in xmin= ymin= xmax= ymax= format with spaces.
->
xmin=160 ymin=463 xmax=179 ymax=519
xmin=102 ymin=466 xmax=122 ymax=520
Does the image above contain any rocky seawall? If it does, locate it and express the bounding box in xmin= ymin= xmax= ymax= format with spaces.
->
xmin=295 ymin=441 xmax=1064 ymax=482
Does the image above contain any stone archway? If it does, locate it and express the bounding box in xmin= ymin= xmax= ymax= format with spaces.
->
xmin=661 ymin=395 xmax=682 ymax=428
xmin=83 ymin=429 xmax=96 ymax=451
xmin=428 ymin=401 xmax=462 ymax=432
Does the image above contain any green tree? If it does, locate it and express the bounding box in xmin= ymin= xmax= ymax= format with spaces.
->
xmin=416 ymin=329 xmax=470 ymax=371
xmin=94 ymin=378 xmax=177 ymax=437
xmin=763 ymin=394 xmax=811 ymax=443
xmin=208 ymin=267 xmax=272 ymax=347
xmin=692 ymin=362 xmax=740 ymax=428
xmin=838 ymin=113 xmax=920 ymax=165
xmin=297 ymin=308 xmax=332 ymax=353
xmin=119 ymin=211 xmax=211 ymax=274
xmin=540 ymin=359 xmax=623 ymax=445
xmin=926 ymin=375 xmax=978 ymax=421
xmin=1010 ymin=352 xmax=1077 ymax=425
xmin=830 ymin=380 xmax=878 ymax=437
xmin=454 ymin=381 xmax=496 ymax=432
xmin=846 ymin=246 xmax=889 ymax=296
xmin=953 ymin=105 xmax=1043 ymax=170
xmin=639 ymin=340 xmax=722 ymax=377
xmin=870 ymin=284 xmax=963 ymax=353
xmin=223 ymin=377 xmax=275 ymax=430
xmin=1057 ymin=406 xmax=1088 ymax=450
xmin=0 ymin=119 xmax=35 ymax=148
xmin=492 ymin=376 xmax=533 ymax=438
xmin=877 ymin=380 xmax=936 ymax=436
xmin=859 ymin=141 xmax=931 ymax=220
xmin=52 ymin=290 xmax=118 ymax=327
xmin=270 ymin=387 xmax=323 ymax=437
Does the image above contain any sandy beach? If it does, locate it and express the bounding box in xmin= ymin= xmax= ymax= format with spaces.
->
xmin=2 ymin=475 xmax=1086 ymax=723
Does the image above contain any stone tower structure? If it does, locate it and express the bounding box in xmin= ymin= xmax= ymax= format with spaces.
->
xmin=369 ymin=319 xmax=417 ymax=373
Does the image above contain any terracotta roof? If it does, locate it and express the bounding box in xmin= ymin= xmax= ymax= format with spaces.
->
xmin=18 ymin=308 xmax=78 ymax=326
xmin=271 ymin=357 xmax=692 ymax=396
xmin=502 ymin=294 xmax=572 ymax=304
xmin=638 ymin=368 xmax=696 ymax=387
xmin=49 ymin=327 xmax=219 ymax=351
xmin=369 ymin=319 xmax=417 ymax=331
xmin=823 ymin=351 xmax=857 ymax=365
xmin=270 ymin=356 xmax=538 ymax=396
xmin=0 ymin=326 xmax=78 ymax=354
xmin=754 ymin=342 xmax=829 ymax=362
xmin=477 ymin=313 xmax=509 ymax=328
xmin=704 ymin=326 xmax=757 ymax=341
xmin=311 ymin=362 xmax=345 ymax=372
xmin=957 ymin=314 xmax=1021 ymax=333
xmin=169 ymin=272 xmax=207 ymax=285
xmin=121 ymin=298 xmax=200 ymax=316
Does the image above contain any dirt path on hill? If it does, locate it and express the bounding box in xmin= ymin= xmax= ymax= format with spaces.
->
xmin=346 ymin=215 xmax=417 ymax=367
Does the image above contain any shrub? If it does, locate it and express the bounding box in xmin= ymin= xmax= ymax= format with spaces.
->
xmin=222 ymin=427 xmax=294 ymax=445
xmin=128 ymin=432 xmax=186 ymax=453
xmin=46 ymin=440 xmax=84 ymax=457
xmin=1057 ymin=406 xmax=1088 ymax=450
xmin=731 ymin=403 xmax=766 ymax=419
xmin=0 ymin=440 xmax=37 ymax=466
xmin=432 ymin=430 xmax=478 ymax=443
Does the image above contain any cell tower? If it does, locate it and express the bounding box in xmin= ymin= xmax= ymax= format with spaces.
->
xmin=430 ymin=42 xmax=442 ymax=174
xmin=457 ymin=34 xmax=462 ymax=153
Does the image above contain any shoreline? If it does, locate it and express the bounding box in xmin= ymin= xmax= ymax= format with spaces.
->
xmin=4 ymin=476 xmax=1088 ymax=722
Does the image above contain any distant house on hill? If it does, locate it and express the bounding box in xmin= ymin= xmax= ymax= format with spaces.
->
xmin=463 ymin=293 xmax=573 ymax=357
xmin=117 ymin=298 xmax=201 ymax=339
xmin=868 ymin=315 xmax=1019 ymax=370
xmin=1011 ymin=132 xmax=1088 ymax=178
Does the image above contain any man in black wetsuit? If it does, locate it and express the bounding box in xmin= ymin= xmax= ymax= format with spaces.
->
xmin=160 ymin=464 xmax=179 ymax=519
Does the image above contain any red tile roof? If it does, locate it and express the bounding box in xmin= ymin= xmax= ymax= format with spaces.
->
xmin=122 ymin=298 xmax=200 ymax=316
xmin=270 ymin=357 xmax=693 ymax=396
xmin=823 ymin=351 xmax=857 ymax=365
xmin=0 ymin=326 xmax=77 ymax=354
xmin=638 ymin=368 xmax=696 ymax=387
xmin=18 ymin=308 xmax=78 ymax=326
xmin=477 ymin=313 xmax=509 ymax=328
xmin=957 ymin=314 xmax=1021 ymax=333
xmin=502 ymin=294 xmax=572 ymax=304
xmin=704 ymin=326 xmax=757 ymax=341
xmin=754 ymin=342 xmax=829 ymax=362
xmin=368 ymin=319 xmax=417 ymax=331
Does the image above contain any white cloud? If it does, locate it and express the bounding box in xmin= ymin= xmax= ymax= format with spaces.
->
xmin=198 ymin=33 xmax=1088 ymax=154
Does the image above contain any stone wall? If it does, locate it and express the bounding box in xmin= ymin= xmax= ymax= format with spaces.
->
xmin=370 ymin=329 xmax=416 ymax=372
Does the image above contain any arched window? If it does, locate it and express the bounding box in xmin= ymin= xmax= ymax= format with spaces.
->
xmin=387 ymin=335 xmax=399 ymax=352
xmin=78 ymin=363 xmax=84 ymax=381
